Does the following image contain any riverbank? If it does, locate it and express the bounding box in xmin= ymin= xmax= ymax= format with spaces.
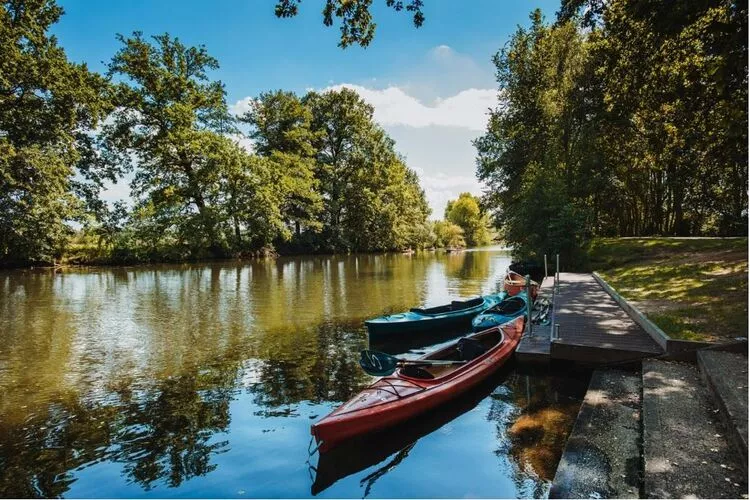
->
xmin=4 ymin=240 xmax=508 ymax=270
xmin=587 ymin=237 xmax=748 ymax=342
xmin=0 ymin=247 xmax=578 ymax=497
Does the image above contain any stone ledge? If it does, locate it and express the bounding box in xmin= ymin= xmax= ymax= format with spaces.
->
xmin=697 ymin=348 xmax=748 ymax=474
xmin=550 ymin=369 xmax=642 ymax=499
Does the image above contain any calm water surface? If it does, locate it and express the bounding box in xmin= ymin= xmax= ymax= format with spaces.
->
xmin=0 ymin=248 xmax=588 ymax=498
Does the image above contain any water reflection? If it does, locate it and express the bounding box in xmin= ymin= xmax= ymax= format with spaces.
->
xmin=489 ymin=366 xmax=589 ymax=499
xmin=0 ymin=248 xmax=587 ymax=498
xmin=310 ymin=362 xmax=588 ymax=497
xmin=0 ymin=366 xmax=236 ymax=497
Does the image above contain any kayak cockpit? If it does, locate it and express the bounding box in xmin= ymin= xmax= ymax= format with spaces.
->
xmin=410 ymin=296 xmax=484 ymax=315
xmin=485 ymin=295 xmax=526 ymax=315
xmin=399 ymin=327 xmax=505 ymax=380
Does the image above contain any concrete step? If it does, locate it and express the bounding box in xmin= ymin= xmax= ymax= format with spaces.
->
xmin=550 ymin=369 xmax=642 ymax=498
xmin=697 ymin=348 xmax=748 ymax=473
xmin=642 ymin=359 xmax=748 ymax=498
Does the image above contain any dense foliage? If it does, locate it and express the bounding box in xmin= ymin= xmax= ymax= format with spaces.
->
xmin=444 ymin=192 xmax=493 ymax=247
xmin=0 ymin=0 xmax=112 ymax=265
xmin=0 ymin=1 xmax=433 ymax=265
xmin=476 ymin=1 xmax=748 ymax=264
xmin=3 ymin=0 xmax=746 ymax=266
xmin=243 ymin=88 xmax=431 ymax=253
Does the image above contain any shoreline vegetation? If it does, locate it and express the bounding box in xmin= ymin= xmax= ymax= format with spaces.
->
xmin=2 ymin=0 xmax=746 ymax=275
xmin=1 ymin=2 xmax=495 ymax=270
xmin=8 ymin=242 xmax=509 ymax=270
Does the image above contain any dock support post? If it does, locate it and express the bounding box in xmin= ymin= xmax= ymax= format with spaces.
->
xmin=556 ymin=254 xmax=560 ymax=293
xmin=525 ymin=274 xmax=532 ymax=335
xmin=544 ymin=254 xmax=548 ymax=279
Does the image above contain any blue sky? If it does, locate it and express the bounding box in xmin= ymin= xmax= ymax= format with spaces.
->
xmin=55 ymin=0 xmax=560 ymax=215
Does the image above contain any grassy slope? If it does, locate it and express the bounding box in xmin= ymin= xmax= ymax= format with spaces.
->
xmin=588 ymin=238 xmax=748 ymax=342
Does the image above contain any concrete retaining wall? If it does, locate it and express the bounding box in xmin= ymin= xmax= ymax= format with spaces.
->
xmin=592 ymin=272 xmax=712 ymax=356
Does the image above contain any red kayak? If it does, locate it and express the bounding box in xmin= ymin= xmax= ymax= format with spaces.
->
xmin=310 ymin=315 xmax=525 ymax=452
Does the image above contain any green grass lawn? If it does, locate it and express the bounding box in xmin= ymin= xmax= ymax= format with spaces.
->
xmin=588 ymin=238 xmax=748 ymax=342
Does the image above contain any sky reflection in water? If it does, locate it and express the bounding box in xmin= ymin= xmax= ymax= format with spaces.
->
xmin=0 ymin=248 xmax=588 ymax=498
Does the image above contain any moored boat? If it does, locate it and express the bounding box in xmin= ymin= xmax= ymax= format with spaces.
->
xmin=310 ymin=315 xmax=525 ymax=452
xmin=472 ymin=292 xmax=529 ymax=331
xmin=310 ymin=365 xmax=513 ymax=495
xmin=365 ymin=292 xmax=506 ymax=336
xmin=504 ymin=270 xmax=539 ymax=300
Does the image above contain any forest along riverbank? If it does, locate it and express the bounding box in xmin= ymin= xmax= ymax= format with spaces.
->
xmin=0 ymin=248 xmax=588 ymax=498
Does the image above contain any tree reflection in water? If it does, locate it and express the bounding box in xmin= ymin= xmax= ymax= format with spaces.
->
xmin=0 ymin=249 xmax=533 ymax=497
xmin=0 ymin=367 xmax=235 ymax=496
xmin=488 ymin=366 xmax=589 ymax=498
xmin=113 ymin=373 xmax=233 ymax=490
xmin=0 ymin=319 xmax=374 ymax=497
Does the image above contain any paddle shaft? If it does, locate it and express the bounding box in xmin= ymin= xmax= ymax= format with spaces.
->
xmin=397 ymin=359 xmax=467 ymax=366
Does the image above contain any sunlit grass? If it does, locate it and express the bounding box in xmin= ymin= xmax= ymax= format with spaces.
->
xmin=589 ymin=238 xmax=748 ymax=342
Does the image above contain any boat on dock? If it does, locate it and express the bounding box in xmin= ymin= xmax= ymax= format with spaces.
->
xmin=504 ymin=270 xmax=539 ymax=300
xmin=472 ymin=292 xmax=529 ymax=331
xmin=310 ymin=315 xmax=525 ymax=452
xmin=365 ymin=292 xmax=506 ymax=335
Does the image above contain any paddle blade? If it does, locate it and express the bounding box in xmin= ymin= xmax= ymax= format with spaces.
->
xmin=359 ymin=350 xmax=398 ymax=376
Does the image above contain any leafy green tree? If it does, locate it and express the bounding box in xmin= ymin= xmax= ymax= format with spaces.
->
xmin=274 ymin=0 xmax=425 ymax=48
xmin=475 ymin=10 xmax=594 ymax=262
xmin=219 ymin=142 xmax=289 ymax=251
xmin=303 ymin=87 xmax=430 ymax=252
xmin=0 ymin=0 xmax=112 ymax=265
xmin=239 ymin=90 xmax=323 ymax=239
xmin=590 ymin=0 xmax=748 ymax=236
xmin=444 ymin=192 xmax=493 ymax=246
xmin=104 ymin=32 xmax=235 ymax=257
xmin=433 ymin=220 xmax=466 ymax=249
xmin=477 ymin=1 xmax=747 ymax=265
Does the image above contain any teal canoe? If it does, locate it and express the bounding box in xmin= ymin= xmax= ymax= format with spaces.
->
xmin=471 ymin=292 xmax=529 ymax=332
xmin=365 ymin=292 xmax=507 ymax=336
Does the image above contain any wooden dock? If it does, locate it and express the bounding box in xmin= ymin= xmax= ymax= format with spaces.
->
xmin=517 ymin=272 xmax=664 ymax=364
xmin=515 ymin=276 xmax=554 ymax=362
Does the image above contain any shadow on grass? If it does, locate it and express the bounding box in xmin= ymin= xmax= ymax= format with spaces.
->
xmin=590 ymin=238 xmax=748 ymax=341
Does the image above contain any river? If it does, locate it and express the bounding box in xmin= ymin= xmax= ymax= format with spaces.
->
xmin=0 ymin=247 xmax=588 ymax=498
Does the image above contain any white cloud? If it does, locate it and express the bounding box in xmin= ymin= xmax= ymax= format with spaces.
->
xmin=413 ymin=168 xmax=483 ymax=218
xmin=100 ymin=176 xmax=133 ymax=207
xmin=230 ymin=96 xmax=254 ymax=117
xmin=228 ymin=133 xmax=254 ymax=153
xmin=321 ymin=84 xmax=495 ymax=131
xmin=229 ymin=84 xmax=496 ymax=132
xmin=226 ymin=45 xmax=498 ymax=215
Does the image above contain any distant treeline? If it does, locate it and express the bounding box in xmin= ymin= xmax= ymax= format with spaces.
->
xmin=0 ymin=1 xmax=457 ymax=267
xmin=476 ymin=0 xmax=748 ymax=263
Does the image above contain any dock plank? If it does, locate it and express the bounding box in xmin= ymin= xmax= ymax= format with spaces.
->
xmin=516 ymin=276 xmax=553 ymax=361
xmin=551 ymin=273 xmax=662 ymax=362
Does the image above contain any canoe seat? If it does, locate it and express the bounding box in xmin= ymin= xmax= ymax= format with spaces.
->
xmin=400 ymin=365 xmax=435 ymax=379
xmin=450 ymin=297 xmax=484 ymax=309
xmin=457 ymin=337 xmax=488 ymax=361
xmin=487 ymin=296 xmax=525 ymax=315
